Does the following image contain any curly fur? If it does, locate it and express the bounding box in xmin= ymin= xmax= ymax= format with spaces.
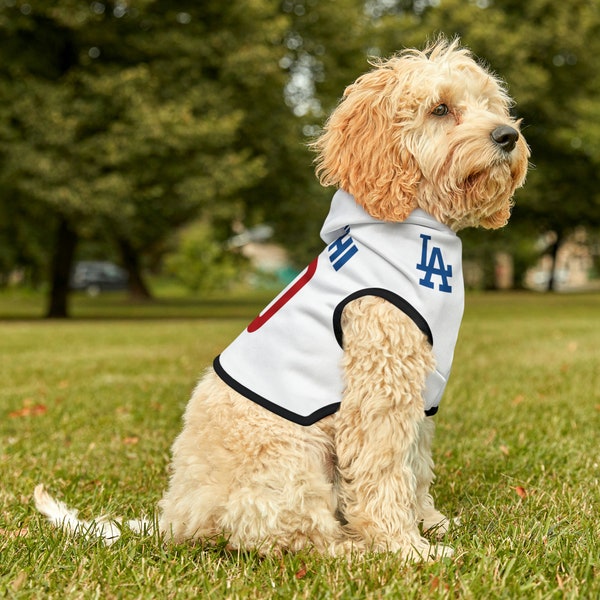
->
xmin=35 ymin=37 xmax=529 ymax=561
xmin=158 ymin=38 xmax=528 ymax=560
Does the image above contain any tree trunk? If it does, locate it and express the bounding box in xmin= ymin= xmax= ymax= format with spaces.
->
xmin=117 ymin=237 xmax=153 ymax=300
xmin=546 ymin=231 xmax=563 ymax=292
xmin=46 ymin=217 xmax=78 ymax=318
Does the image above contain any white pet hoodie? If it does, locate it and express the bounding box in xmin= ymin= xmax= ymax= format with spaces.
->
xmin=214 ymin=190 xmax=464 ymax=426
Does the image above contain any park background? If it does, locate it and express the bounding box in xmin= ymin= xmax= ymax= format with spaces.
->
xmin=1 ymin=0 xmax=600 ymax=315
xmin=1 ymin=1 xmax=599 ymax=599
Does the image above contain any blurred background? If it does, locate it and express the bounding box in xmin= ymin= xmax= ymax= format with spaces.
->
xmin=1 ymin=0 xmax=599 ymax=317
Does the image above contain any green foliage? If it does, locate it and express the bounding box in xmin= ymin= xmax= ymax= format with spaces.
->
xmin=0 ymin=0 xmax=281 ymax=278
xmin=164 ymin=221 xmax=247 ymax=293
xmin=1 ymin=292 xmax=599 ymax=597
xmin=3 ymin=0 xmax=600 ymax=293
xmin=1 ymin=2 xmax=274 ymax=233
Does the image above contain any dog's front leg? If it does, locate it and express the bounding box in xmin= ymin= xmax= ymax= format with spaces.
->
xmin=413 ymin=417 xmax=457 ymax=537
xmin=335 ymin=296 xmax=452 ymax=560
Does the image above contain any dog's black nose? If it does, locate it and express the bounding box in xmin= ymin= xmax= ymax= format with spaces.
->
xmin=491 ymin=125 xmax=519 ymax=153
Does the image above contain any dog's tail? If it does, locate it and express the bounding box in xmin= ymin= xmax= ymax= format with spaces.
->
xmin=33 ymin=484 xmax=153 ymax=545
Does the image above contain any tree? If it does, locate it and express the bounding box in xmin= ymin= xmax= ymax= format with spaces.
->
xmin=0 ymin=1 xmax=281 ymax=315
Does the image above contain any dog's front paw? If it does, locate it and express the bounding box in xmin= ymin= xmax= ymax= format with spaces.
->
xmin=403 ymin=538 xmax=454 ymax=562
xmin=428 ymin=542 xmax=454 ymax=560
xmin=422 ymin=510 xmax=460 ymax=539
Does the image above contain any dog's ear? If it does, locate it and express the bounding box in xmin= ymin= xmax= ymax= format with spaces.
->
xmin=312 ymin=67 xmax=421 ymax=222
xmin=480 ymin=205 xmax=512 ymax=229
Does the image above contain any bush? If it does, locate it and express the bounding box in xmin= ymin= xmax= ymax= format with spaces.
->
xmin=164 ymin=221 xmax=247 ymax=292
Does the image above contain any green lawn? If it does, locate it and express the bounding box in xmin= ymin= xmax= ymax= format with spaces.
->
xmin=1 ymin=291 xmax=599 ymax=599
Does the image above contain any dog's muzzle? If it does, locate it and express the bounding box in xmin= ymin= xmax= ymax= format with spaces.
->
xmin=490 ymin=125 xmax=519 ymax=153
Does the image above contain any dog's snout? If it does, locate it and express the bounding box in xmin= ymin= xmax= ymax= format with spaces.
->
xmin=491 ymin=125 xmax=519 ymax=153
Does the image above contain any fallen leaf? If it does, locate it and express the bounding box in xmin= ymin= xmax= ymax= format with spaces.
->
xmin=514 ymin=486 xmax=527 ymax=500
xmin=295 ymin=563 xmax=308 ymax=579
xmin=123 ymin=436 xmax=139 ymax=445
xmin=429 ymin=576 xmax=450 ymax=592
xmin=8 ymin=404 xmax=47 ymax=418
xmin=484 ymin=429 xmax=497 ymax=445
xmin=0 ymin=527 xmax=28 ymax=538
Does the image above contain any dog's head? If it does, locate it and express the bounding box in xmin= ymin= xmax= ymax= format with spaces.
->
xmin=312 ymin=38 xmax=530 ymax=230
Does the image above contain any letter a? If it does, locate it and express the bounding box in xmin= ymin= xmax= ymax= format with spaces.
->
xmin=416 ymin=234 xmax=453 ymax=293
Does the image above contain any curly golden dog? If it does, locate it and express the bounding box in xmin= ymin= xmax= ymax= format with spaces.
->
xmin=36 ymin=38 xmax=529 ymax=561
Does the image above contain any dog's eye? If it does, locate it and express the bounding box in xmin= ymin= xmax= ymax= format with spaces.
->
xmin=432 ymin=104 xmax=449 ymax=117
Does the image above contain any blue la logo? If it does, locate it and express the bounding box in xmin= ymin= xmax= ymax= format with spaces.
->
xmin=416 ymin=234 xmax=453 ymax=293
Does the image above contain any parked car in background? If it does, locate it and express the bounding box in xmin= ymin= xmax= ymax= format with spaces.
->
xmin=70 ymin=261 xmax=129 ymax=296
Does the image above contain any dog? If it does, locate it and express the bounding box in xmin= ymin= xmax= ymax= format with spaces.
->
xmin=35 ymin=37 xmax=529 ymax=561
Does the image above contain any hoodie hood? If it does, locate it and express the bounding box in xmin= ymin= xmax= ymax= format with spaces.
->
xmin=320 ymin=189 xmax=454 ymax=244
xmin=320 ymin=190 xmax=379 ymax=244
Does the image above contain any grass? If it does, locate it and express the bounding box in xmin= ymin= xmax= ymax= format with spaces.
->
xmin=1 ymin=290 xmax=599 ymax=598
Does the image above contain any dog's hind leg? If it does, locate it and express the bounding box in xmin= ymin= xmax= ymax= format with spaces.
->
xmin=160 ymin=374 xmax=355 ymax=554
xmin=334 ymin=296 xmax=453 ymax=560
xmin=216 ymin=451 xmax=348 ymax=555
xmin=214 ymin=411 xmax=366 ymax=556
